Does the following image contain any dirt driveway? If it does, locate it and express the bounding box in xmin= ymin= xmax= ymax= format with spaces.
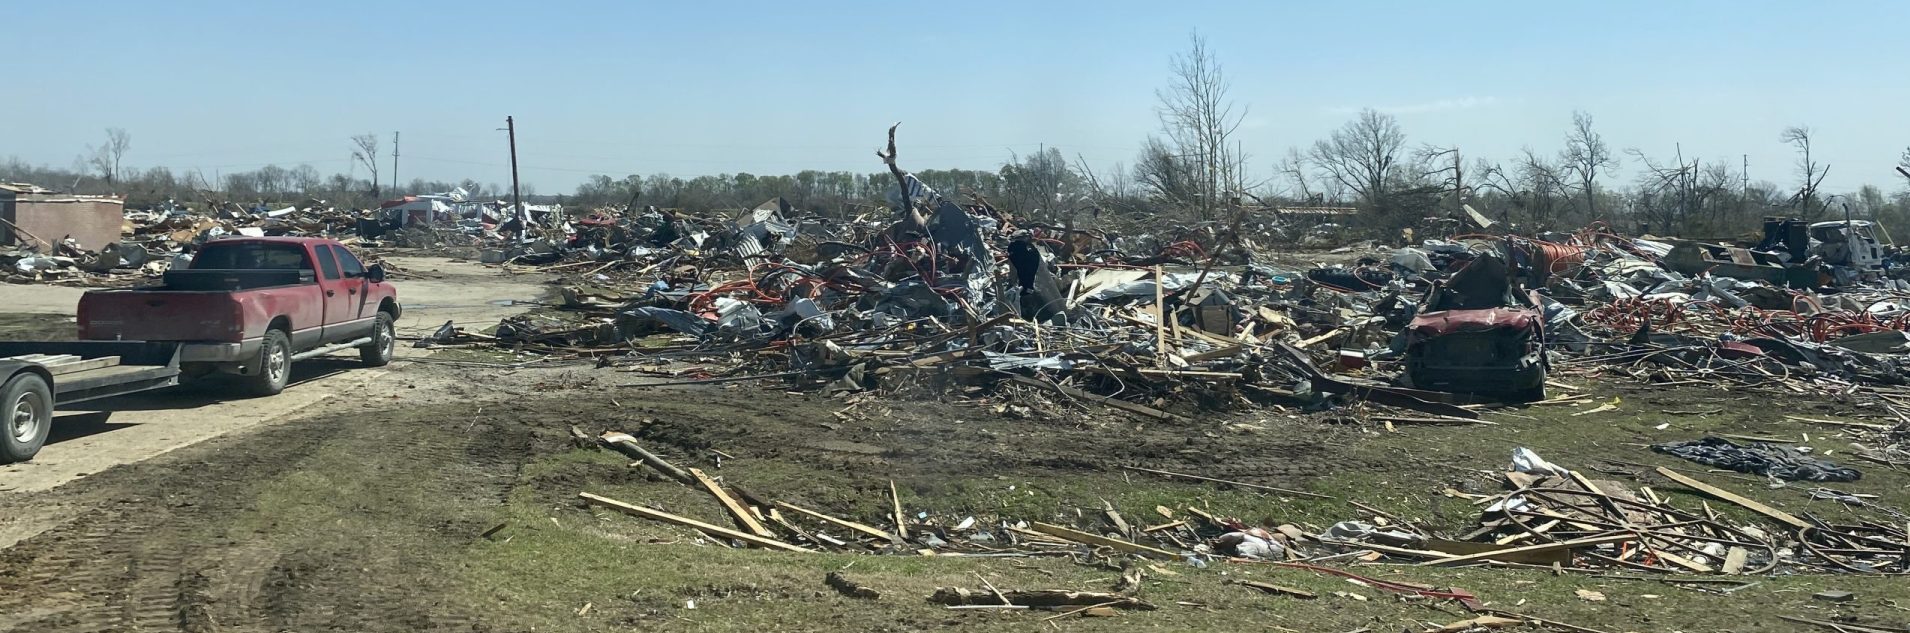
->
xmin=0 ymin=257 xmax=546 ymax=543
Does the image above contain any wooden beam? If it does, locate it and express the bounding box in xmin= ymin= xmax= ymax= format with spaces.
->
xmin=687 ymin=468 xmax=773 ymax=538
xmin=1654 ymin=467 xmax=1810 ymax=530
xmin=1182 ymin=345 xmax=1243 ymax=363
xmin=889 ymin=480 xmax=909 ymax=541
xmin=1153 ymin=265 xmax=1169 ymax=367
xmin=1417 ymin=534 xmax=1636 ymax=567
xmin=41 ymin=356 xmax=121 ymax=376
xmin=1028 ymin=521 xmax=1178 ymax=559
xmin=579 ymin=492 xmax=809 ymax=553
xmin=774 ymin=500 xmax=898 ymax=542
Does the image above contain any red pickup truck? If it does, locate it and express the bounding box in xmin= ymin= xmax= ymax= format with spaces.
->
xmin=78 ymin=237 xmax=401 ymax=395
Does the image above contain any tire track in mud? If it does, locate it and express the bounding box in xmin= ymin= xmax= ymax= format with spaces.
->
xmin=0 ymin=399 xmax=533 ymax=633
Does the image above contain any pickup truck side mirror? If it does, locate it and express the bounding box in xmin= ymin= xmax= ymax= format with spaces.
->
xmin=365 ymin=264 xmax=386 ymax=284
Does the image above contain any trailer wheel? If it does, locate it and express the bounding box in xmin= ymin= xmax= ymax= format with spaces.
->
xmin=247 ymin=329 xmax=292 ymax=397
xmin=360 ymin=312 xmax=395 ymax=367
xmin=1 ymin=372 xmax=52 ymax=464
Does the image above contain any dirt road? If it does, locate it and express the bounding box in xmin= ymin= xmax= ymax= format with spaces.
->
xmin=0 ymin=257 xmax=546 ymax=542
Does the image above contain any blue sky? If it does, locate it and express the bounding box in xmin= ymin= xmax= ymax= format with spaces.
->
xmin=6 ymin=0 xmax=1906 ymax=194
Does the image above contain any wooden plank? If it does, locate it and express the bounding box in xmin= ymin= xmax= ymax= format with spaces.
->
xmin=1182 ymin=345 xmax=1243 ymax=363
xmin=1029 ymin=522 xmax=1178 ymax=559
xmin=687 ymin=468 xmax=773 ymax=539
xmin=1785 ymin=416 xmax=1893 ymax=431
xmin=1653 ymin=467 xmax=1810 ymax=530
xmin=1153 ymin=265 xmax=1169 ymax=367
xmin=1422 ymin=538 xmax=1571 ymax=565
xmin=1102 ymin=499 xmax=1132 ymax=537
xmin=774 ymin=501 xmax=897 ymax=542
xmin=1142 ymin=520 xmax=1188 ymax=533
xmin=1296 ymin=327 xmax=1347 ymax=349
xmin=1233 ymin=580 xmax=1316 ymax=599
xmin=889 ymin=480 xmax=909 ymax=541
xmin=1417 ymin=534 xmax=1636 ymax=567
xmin=1722 ymin=547 xmax=1749 ymax=575
xmin=579 ymin=492 xmax=809 ymax=553
xmin=42 ymin=356 xmax=121 ymax=376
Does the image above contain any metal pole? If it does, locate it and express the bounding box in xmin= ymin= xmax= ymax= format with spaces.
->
xmin=391 ymin=131 xmax=400 ymax=197
xmin=506 ymin=116 xmax=524 ymax=243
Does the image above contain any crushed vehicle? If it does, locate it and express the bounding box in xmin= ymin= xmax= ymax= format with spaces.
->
xmin=1402 ymin=251 xmax=1547 ymax=401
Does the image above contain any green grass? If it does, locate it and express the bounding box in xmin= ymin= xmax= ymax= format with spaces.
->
xmin=229 ymin=375 xmax=1910 ymax=632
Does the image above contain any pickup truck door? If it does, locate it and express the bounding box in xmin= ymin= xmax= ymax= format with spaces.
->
xmin=319 ymin=244 xmax=377 ymax=341
xmin=311 ymin=245 xmax=361 ymax=343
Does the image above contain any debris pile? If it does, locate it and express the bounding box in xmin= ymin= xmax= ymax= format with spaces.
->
xmin=1321 ymin=449 xmax=1909 ymax=576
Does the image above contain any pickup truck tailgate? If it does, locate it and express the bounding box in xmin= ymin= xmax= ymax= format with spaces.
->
xmin=80 ymin=291 xmax=242 ymax=342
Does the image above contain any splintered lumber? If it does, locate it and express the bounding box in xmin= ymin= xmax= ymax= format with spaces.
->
xmin=1028 ymin=522 xmax=1178 ymax=559
xmin=1005 ymin=375 xmax=1182 ymax=421
xmin=1119 ymin=465 xmax=1331 ymax=500
xmin=774 ymin=500 xmax=898 ymax=542
xmin=1231 ymin=580 xmax=1317 ymax=599
xmin=578 ymin=492 xmax=809 ymax=553
xmin=688 ymin=468 xmax=773 ymax=538
xmin=1153 ymin=265 xmax=1169 ymax=368
xmin=889 ymin=480 xmax=909 ymax=540
xmin=1653 ymin=467 xmax=1810 ymax=530
xmin=929 ymin=586 xmax=1157 ymax=610
xmin=1417 ymin=533 xmax=1636 ymax=567
xmin=599 ymin=432 xmax=694 ymax=484
xmin=1722 ymin=547 xmax=1749 ymax=574
xmin=1102 ymin=499 xmax=1132 ymax=537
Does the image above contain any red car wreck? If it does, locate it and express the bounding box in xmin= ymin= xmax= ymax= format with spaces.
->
xmin=1403 ymin=252 xmax=1548 ymax=401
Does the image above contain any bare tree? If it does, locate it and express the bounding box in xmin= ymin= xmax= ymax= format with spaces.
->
xmin=351 ymin=134 xmax=382 ymax=197
xmin=290 ymin=164 xmax=321 ymax=195
xmin=1276 ymin=147 xmax=1314 ymax=202
xmin=1309 ymin=108 xmax=1406 ymax=204
xmin=1150 ymin=32 xmax=1248 ymax=220
xmin=1780 ymin=126 xmax=1829 ymax=220
xmin=1560 ymin=111 xmax=1615 ymax=217
xmin=85 ymin=128 xmax=132 ymax=186
xmin=1629 ymin=145 xmax=1731 ymax=234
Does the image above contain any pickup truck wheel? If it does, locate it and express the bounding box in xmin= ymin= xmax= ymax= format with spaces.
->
xmin=361 ymin=313 xmax=395 ymax=367
xmin=248 ymin=329 xmax=292 ymax=396
xmin=1 ymin=373 xmax=52 ymax=464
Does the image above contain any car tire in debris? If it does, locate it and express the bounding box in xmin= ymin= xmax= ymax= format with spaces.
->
xmin=248 ymin=329 xmax=292 ymax=397
xmin=1 ymin=372 xmax=53 ymax=464
xmin=361 ymin=312 xmax=395 ymax=367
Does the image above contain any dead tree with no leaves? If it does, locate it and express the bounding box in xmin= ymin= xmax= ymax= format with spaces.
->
xmin=86 ymin=128 xmax=131 ymax=186
xmin=1150 ymin=32 xmax=1248 ymax=221
xmin=1309 ymin=108 xmax=1405 ymax=206
xmin=351 ymin=134 xmax=382 ymax=198
xmin=1780 ymin=126 xmax=1829 ymax=220
xmin=1561 ymin=111 xmax=1616 ymax=218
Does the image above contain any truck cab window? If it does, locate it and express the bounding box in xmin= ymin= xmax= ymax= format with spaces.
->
xmin=313 ymin=246 xmax=341 ymax=280
xmin=191 ymin=243 xmax=312 ymax=271
xmin=332 ymin=246 xmax=365 ymax=277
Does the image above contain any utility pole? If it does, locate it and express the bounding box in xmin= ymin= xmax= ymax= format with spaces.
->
xmin=391 ymin=131 xmax=400 ymax=196
xmin=506 ymin=116 xmax=524 ymax=243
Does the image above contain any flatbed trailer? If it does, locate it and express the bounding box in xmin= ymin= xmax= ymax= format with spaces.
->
xmin=0 ymin=341 xmax=183 ymax=463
